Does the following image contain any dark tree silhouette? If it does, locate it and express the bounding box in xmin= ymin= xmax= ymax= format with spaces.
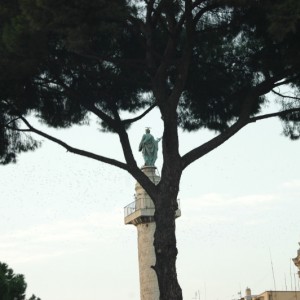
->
xmin=1 ymin=1 xmax=300 ymax=299
xmin=0 ymin=262 xmax=41 ymax=300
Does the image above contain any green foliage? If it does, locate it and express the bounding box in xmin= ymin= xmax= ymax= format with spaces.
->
xmin=27 ymin=295 xmax=41 ymax=300
xmin=0 ymin=262 xmax=27 ymax=300
xmin=1 ymin=2 xmax=300 ymax=298
xmin=0 ymin=262 xmax=41 ymax=300
xmin=0 ymin=103 xmax=40 ymax=164
xmin=0 ymin=0 xmax=300 ymax=162
xmin=267 ymin=0 xmax=300 ymax=41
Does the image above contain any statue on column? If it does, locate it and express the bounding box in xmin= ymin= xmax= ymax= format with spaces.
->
xmin=139 ymin=128 xmax=161 ymax=166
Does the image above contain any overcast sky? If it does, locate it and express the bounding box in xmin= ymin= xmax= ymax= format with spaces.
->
xmin=1 ymin=100 xmax=300 ymax=300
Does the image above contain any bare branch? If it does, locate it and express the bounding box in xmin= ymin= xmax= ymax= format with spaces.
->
xmin=181 ymin=74 xmax=285 ymax=169
xmin=101 ymin=104 xmax=158 ymax=197
xmin=85 ymin=103 xmax=119 ymax=129
xmin=182 ymin=105 xmax=300 ymax=170
xmin=109 ymin=104 xmax=140 ymax=165
xmin=6 ymin=107 xmax=159 ymax=198
xmin=193 ymin=3 xmax=220 ymax=25
xmin=5 ymin=126 xmax=31 ymax=132
xmin=249 ymin=108 xmax=300 ymax=123
xmin=273 ymin=75 xmax=300 ymax=87
xmin=122 ymin=103 xmax=157 ymax=125
xmin=272 ymin=89 xmax=300 ymax=101
xmin=144 ymin=4 xmax=158 ymax=72
xmin=181 ymin=118 xmax=248 ymax=170
xmin=4 ymin=117 xmax=20 ymax=127
xmin=19 ymin=116 xmax=129 ymax=171
xmin=167 ymin=0 xmax=194 ymax=109
xmin=175 ymin=0 xmax=206 ymax=32
xmin=192 ymin=0 xmax=208 ymax=8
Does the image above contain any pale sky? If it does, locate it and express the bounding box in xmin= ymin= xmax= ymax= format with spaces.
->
xmin=1 ymin=99 xmax=300 ymax=300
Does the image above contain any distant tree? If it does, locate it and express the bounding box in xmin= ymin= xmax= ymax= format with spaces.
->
xmin=0 ymin=262 xmax=40 ymax=300
xmin=27 ymin=295 xmax=41 ymax=300
xmin=1 ymin=1 xmax=300 ymax=299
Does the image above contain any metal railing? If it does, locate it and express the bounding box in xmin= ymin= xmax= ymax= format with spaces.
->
xmin=124 ymin=198 xmax=180 ymax=218
xmin=124 ymin=197 xmax=154 ymax=218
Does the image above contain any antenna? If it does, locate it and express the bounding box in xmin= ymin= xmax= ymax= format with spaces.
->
xmin=192 ymin=290 xmax=201 ymax=300
xmin=290 ymin=258 xmax=294 ymax=290
xmin=285 ymin=273 xmax=287 ymax=291
xmin=269 ymin=249 xmax=277 ymax=291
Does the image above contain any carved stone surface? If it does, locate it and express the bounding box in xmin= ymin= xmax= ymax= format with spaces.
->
xmin=137 ymin=222 xmax=159 ymax=300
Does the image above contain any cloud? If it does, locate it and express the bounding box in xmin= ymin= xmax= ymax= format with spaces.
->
xmin=231 ymin=194 xmax=276 ymax=206
xmin=183 ymin=193 xmax=277 ymax=209
xmin=179 ymin=193 xmax=277 ymax=228
xmin=244 ymin=219 xmax=267 ymax=226
xmin=282 ymin=179 xmax=300 ymax=189
xmin=0 ymin=209 xmax=127 ymax=264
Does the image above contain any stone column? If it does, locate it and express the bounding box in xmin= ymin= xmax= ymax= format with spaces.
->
xmin=137 ymin=222 xmax=159 ymax=299
xmin=124 ymin=166 xmax=181 ymax=300
xmin=135 ymin=166 xmax=160 ymax=300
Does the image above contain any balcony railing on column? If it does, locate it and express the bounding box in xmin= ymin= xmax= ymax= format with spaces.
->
xmin=124 ymin=198 xmax=180 ymax=219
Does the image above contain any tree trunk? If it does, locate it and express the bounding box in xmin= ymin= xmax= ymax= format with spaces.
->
xmin=153 ymin=187 xmax=182 ymax=300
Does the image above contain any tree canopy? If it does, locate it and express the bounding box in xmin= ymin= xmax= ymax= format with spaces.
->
xmin=1 ymin=1 xmax=300 ymax=299
xmin=0 ymin=262 xmax=41 ymax=300
xmin=1 ymin=0 xmax=300 ymax=164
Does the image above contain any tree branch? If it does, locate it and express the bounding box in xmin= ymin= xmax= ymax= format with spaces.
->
xmin=18 ymin=116 xmax=129 ymax=171
xmin=193 ymin=3 xmax=221 ymax=25
xmin=5 ymin=126 xmax=31 ymax=132
xmin=4 ymin=117 xmax=20 ymax=127
xmin=35 ymin=76 xmax=122 ymax=134
xmin=175 ymin=0 xmax=207 ymax=33
xmin=85 ymin=103 xmax=120 ymax=130
xmin=32 ymin=76 xmax=158 ymax=196
xmin=181 ymin=118 xmax=248 ymax=170
xmin=272 ymin=89 xmax=300 ymax=101
xmin=144 ymin=3 xmax=158 ymax=73
xmin=273 ymin=75 xmax=300 ymax=87
xmin=122 ymin=103 xmax=157 ymax=125
xmin=249 ymin=108 xmax=300 ymax=123
xmin=181 ymin=74 xmax=286 ymax=169
xmin=104 ymin=104 xmax=159 ymax=197
xmin=168 ymin=0 xmax=194 ymax=109
xmin=182 ymin=105 xmax=300 ymax=170
xmin=151 ymin=0 xmax=170 ymax=26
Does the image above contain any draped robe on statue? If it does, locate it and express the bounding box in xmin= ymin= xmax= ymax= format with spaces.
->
xmin=139 ymin=132 xmax=160 ymax=166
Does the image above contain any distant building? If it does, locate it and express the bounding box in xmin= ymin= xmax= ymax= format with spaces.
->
xmin=238 ymin=242 xmax=300 ymax=300
xmin=254 ymin=291 xmax=300 ymax=300
xmin=241 ymin=288 xmax=300 ymax=300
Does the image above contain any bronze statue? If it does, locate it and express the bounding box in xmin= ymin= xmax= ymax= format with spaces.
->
xmin=139 ymin=128 xmax=161 ymax=166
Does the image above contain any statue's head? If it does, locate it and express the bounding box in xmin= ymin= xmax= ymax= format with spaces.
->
xmin=146 ymin=128 xmax=150 ymax=133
